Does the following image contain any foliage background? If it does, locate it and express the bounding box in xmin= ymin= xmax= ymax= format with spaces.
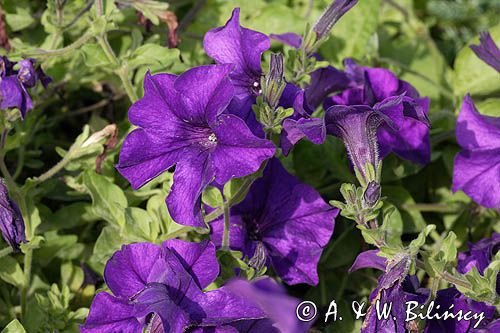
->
xmin=0 ymin=0 xmax=499 ymax=332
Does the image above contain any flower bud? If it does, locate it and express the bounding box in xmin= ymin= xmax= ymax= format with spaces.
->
xmin=262 ymin=53 xmax=286 ymax=110
xmin=363 ymin=181 xmax=381 ymax=207
xmin=248 ymin=241 xmax=267 ymax=273
xmin=313 ymin=0 xmax=358 ymax=40
xmin=0 ymin=179 xmax=26 ymax=252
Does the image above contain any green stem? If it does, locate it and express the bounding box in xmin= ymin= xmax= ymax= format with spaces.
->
xmin=34 ymin=146 xmax=78 ymax=184
xmin=20 ymin=249 xmax=32 ymax=318
xmin=96 ymin=36 xmax=138 ymax=102
xmin=221 ymin=204 xmax=230 ymax=250
xmin=0 ymin=247 xmax=13 ymax=258
xmin=12 ymin=33 xmax=93 ymax=59
xmin=401 ymin=203 xmax=463 ymax=213
xmin=416 ymin=259 xmax=471 ymax=290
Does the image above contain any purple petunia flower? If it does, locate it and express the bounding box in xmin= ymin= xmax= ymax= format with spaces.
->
xmin=116 ymin=65 xmax=275 ymax=228
xmin=0 ymin=56 xmax=50 ymax=118
xmin=470 ymin=32 xmax=500 ymax=73
xmin=210 ymin=158 xmax=337 ymax=285
xmin=81 ymin=240 xmax=275 ymax=332
xmin=0 ymin=179 xmax=26 ymax=252
xmin=325 ymin=59 xmax=431 ymax=165
xmin=203 ymin=8 xmax=270 ymax=134
xmin=452 ymin=94 xmax=500 ymax=209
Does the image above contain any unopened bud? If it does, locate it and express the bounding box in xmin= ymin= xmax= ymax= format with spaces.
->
xmin=363 ymin=181 xmax=380 ymax=207
xmin=263 ymin=53 xmax=286 ymax=110
xmin=248 ymin=242 xmax=267 ymax=273
xmin=313 ymin=0 xmax=358 ymax=40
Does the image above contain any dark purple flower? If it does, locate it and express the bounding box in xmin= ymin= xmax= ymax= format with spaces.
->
xmin=453 ymin=94 xmax=500 ymax=209
xmin=470 ymin=32 xmax=500 ymax=73
xmin=457 ymin=233 xmax=500 ymax=295
xmin=0 ymin=179 xmax=26 ymax=252
xmin=203 ymin=8 xmax=270 ymax=134
xmin=324 ymin=99 xmax=403 ymax=180
xmin=210 ymin=158 xmax=337 ymax=285
xmin=0 ymin=56 xmax=50 ymax=118
xmin=81 ymin=240 xmax=271 ymax=332
xmin=313 ymin=0 xmax=359 ymax=40
xmin=116 ymin=65 xmax=275 ymax=228
xmin=325 ymin=59 xmax=431 ymax=165
xmin=424 ymin=287 xmax=497 ymax=333
xmin=363 ymin=181 xmax=381 ymax=207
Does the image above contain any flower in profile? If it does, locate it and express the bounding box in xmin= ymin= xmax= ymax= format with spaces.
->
xmin=81 ymin=240 xmax=272 ymax=332
xmin=203 ymin=8 xmax=270 ymax=133
xmin=116 ymin=65 xmax=275 ymax=228
xmin=349 ymin=251 xmax=429 ymax=333
xmin=325 ymin=59 xmax=431 ymax=165
xmin=452 ymin=95 xmax=500 ymax=209
xmin=469 ymin=32 xmax=500 ymax=73
xmin=0 ymin=56 xmax=50 ymax=118
xmin=0 ymin=179 xmax=26 ymax=252
xmin=210 ymin=158 xmax=337 ymax=285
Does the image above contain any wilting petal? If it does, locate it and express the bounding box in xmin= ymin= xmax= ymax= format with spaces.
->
xmin=349 ymin=250 xmax=387 ymax=273
xmin=104 ymin=242 xmax=161 ymax=299
xmin=0 ymin=76 xmax=32 ymax=117
xmin=211 ymin=114 xmax=275 ymax=185
xmin=174 ymin=65 xmax=234 ymax=125
xmin=456 ymin=94 xmax=500 ymax=150
xmin=0 ymin=181 xmax=26 ymax=252
xmin=470 ymin=31 xmax=500 ymax=73
xmin=203 ymin=8 xmax=269 ymax=100
xmin=17 ymin=59 xmax=37 ymax=87
xmin=166 ymin=151 xmax=214 ymax=227
xmin=280 ymin=117 xmax=326 ymax=156
xmin=80 ymin=292 xmax=142 ymax=333
xmin=453 ymin=148 xmax=500 ymax=209
xmin=225 ymin=278 xmax=309 ymax=333
xmin=162 ymin=239 xmax=219 ymax=289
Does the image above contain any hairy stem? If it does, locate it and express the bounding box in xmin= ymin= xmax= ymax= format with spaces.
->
xmin=221 ymin=203 xmax=230 ymax=250
xmin=0 ymin=247 xmax=13 ymax=258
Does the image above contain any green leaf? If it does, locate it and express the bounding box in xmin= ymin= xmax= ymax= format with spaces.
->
xmin=408 ymin=224 xmax=436 ymax=254
xmin=441 ymin=231 xmax=458 ymax=263
xmin=202 ymin=186 xmax=223 ymax=208
xmin=379 ymin=204 xmax=403 ymax=246
xmin=1 ymin=319 xmax=26 ymax=333
xmin=383 ymin=186 xmax=426 ymax=233
xmin=3 ymin=0 xmax=35 ymax=31
xmin=123 ymin=207 xmax=158 ymax=243
xmin=0 ymin=256 xmax=24 ymax=288
xmin=128 ymin=44 xmax=180 ymax=69
xmin=80 ymin=43 xmax=113 ymax=68
xmin=91 ymin=225 xmax=124 ymax=273
xmin=82 ymin=171 xmax=128 ymax=227
xmin=452 ymin=24 xmax=500 ymax=97
xmin=476 ymin=98 xmax=500 ymax=118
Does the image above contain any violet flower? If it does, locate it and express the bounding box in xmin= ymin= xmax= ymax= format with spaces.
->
xmin=0 ymin=56 xmax=50 ymax=118
xmin=452 ymin=94 xmax=500 ymax=209
xmin=203 ymin=8 xmax=270 ymax=134
xmin=470 ymin=32 xmax=500 ymax=73
xmin=116 ymin=65 xmax=275 ymax=228
xmin=0 ymin=179 xmax=26 ymax=252
xmin=210 ymin=158 xmax=337 ymax=285
xmin=81 ymin=240 xmax=272 ymax=332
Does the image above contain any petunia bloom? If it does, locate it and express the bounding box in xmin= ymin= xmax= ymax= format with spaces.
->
xmin=0 ymin=56 xmax=50 ymax=118
xmin=0 ymin=179 xmax=26 ymax=252
xmin=81 ymin=240 xmax=273 ymax=332
xmin=469 ymin=32 xmax=500 ymax=73
xmin=452 ymin=94 xmax=500 ymax=209
xmin=116 ymin=65 xmax=275 ymax=228
xmin=210 ymin=158 xmax=337 ymax=285
xmin=203 ymin=8 xmax=270 ymax=133
xmin=325 ymin=59 xmax=431 ymax=165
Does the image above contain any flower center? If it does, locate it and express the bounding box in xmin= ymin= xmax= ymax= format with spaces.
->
xmin=251 ymin=81 xmax=262 ymax=96
xmin=208 ymin=133 xmax=217 ymax=143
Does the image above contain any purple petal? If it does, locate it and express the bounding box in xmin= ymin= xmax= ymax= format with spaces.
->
xmin=166 ymin=151 xmax=214 ymax=228
xmin=306 ymin=66 xmax=350 ymax=109
xmin=364 ymin=67 xmax=400 ymax=102
xmin=174 ymin=65 xmax=235 ymax=125
xmin=0 ymin=181 xmax=26 ymax=252
xmin=80 ymin=292 xmax=142 ymax=333
xmin=453 ymin=148 xmax=500 ymax=209
xmin=162 ymin=239 xmax=219 ymax=289
xmin=470 ymin=31 xmax=500 ymax=73
xmin=203 ymin=8 xmax=270 ymax=101
xmin=348 ymin=250 xmax=387 ymax=273
xmin=211 ymin=114 xmax=275 ymax=185
xmin=270 ymin=32 xmax=302 ymax=48
xmin=103 ymin=242 xmax=161 ymax=299
xmin=280 ymin=117 xmax=326 ymax=156
xmin=210 ymin=214 xmax=252 ymax=256
xmin=456 ymin=94 xmax=500 ymax=150
xmin=0 ymin=76 xmax=32 ymax=118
